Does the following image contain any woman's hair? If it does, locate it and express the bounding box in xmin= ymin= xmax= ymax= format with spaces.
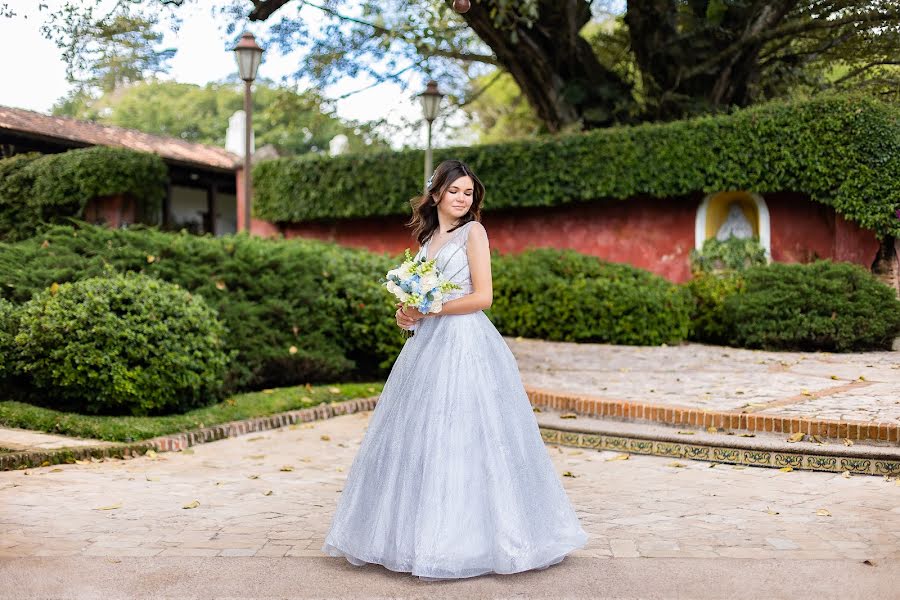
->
xmin=407 ymin=159 xmax=486 ymax=245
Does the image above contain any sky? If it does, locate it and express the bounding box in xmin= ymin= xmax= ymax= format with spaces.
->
xmin=0 ymin=0 xmax=459 ymax=149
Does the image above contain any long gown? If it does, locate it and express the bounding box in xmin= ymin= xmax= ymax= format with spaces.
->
xmin=321 ymin=220 xmax=589 ymax=580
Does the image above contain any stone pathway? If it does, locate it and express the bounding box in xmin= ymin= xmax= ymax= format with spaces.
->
xmin=508 ymin=339 xmax=900 ymax=424
xmin=2 ymin=410 xmax=898 ymax=562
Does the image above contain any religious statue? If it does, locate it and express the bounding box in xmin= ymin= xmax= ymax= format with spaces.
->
xmin=716 ymin=202 xmax=754 ymax=241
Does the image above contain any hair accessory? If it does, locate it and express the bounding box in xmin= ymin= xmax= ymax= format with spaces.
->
xmin=425 ymin=174 xmax=434 ymax=190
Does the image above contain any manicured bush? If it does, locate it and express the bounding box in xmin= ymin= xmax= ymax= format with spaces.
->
xmin=0 ymin=147 xmax=167 ymax=241
xmin=724 ymin=261 xmax=900 ymax=351
xmin=255 ymin=94 xmax=900 ymax=238
xmin=11 ymin=272 xmax=232 ymax=415
xmin=0 ymin=223 xmax=399 ymax=391
xmin=489 ymin=248 xmax=691 ymax=345
xmin=685 ymin=272 xmax=745 ymax=345
xmin=0 ymin=298 xmax=17 ymax=380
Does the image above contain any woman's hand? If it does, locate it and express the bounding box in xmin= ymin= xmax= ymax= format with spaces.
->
xmin=395 ymin=302 xmax=427 ymax=329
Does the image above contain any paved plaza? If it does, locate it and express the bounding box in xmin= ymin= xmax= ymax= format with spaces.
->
xmin=1 ymin=340 xmax=899 ymax=598
xmin=1 ymin=408 xmax=898 ymax=598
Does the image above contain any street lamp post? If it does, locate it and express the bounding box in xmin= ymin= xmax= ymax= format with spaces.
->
xmin=419 ymin=80 xmax=444 ymax=187
xmin=232 ymin=32 xmax=264 ymax=233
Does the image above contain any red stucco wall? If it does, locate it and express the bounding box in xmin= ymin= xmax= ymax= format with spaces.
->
xmin=252 ymin=193 xmax=881 ymax=284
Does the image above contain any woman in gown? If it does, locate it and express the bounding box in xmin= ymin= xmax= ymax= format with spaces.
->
xmin=321 ymin=159 xmax=588 ymax=581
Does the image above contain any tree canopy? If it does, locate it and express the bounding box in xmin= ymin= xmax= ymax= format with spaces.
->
xmin=14 ymin=0 xmax=900 ymax=133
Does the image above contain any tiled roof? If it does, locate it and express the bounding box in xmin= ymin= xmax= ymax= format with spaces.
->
xmin=0 ymin=105 xmax=240 ymax=171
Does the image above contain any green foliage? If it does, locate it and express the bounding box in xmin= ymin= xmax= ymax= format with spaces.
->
xmin=0 ymin=298 xmax=17 ymax=380
xmin=0 ymin=223 xmax=401 ymax=391
xmin=0 ymin=147 xmax=167 ymax=241
xmin=690 ymin=236 xmax=768 ymax=274
xmin=254 ymin=94 xmax=900 ymax=238
xmin=684 ymin=272 xmax=745 ymax=345
xmin=489 ymin=248 xmax=691 ymax=345
xmin=53 ymin=80 xmax=387 ymax=156
xmin=725 ymin=261 xmax=900 ymax=351
xmin=9 ymin=272 xmax=231 ymax=416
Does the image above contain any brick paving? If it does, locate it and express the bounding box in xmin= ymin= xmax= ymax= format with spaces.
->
xmin=2 ymin=410 xmax=898 ymax=562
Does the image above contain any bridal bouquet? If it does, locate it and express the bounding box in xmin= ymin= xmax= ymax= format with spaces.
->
xmin=381 ymin=249 xmax=461 ymax=336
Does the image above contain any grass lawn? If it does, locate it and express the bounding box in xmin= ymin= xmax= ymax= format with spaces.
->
xmin=0 ymin=382 xmax=385 ymax=443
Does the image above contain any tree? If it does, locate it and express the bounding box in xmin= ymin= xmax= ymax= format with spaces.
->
xmin=53 ymin=79 xmax=387 ymax=156
xmin=19 ymin=0 xmax=900 ymax=133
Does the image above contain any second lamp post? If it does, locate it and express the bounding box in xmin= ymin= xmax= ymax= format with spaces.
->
xmin=419 ymin=80 xmax=444 ymax=187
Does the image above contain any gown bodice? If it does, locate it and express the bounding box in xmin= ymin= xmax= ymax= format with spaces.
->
xmin=415 ymin=220 xmax=476 ymax=303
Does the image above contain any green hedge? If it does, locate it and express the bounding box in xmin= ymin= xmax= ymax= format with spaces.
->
xmin=8 ymin=272 xmax=232 ymax=415
xmin=0 ymin=147 xmax=167 ymax=241
xmin=724 ymin=261 xmax=900 ymax=352
xmin=490 ymin=248 xmax=692 ymax=345
xmin=254 ymin=94 xmax=900 ymax=238
xmin=0 ymin=223 xmax=405 ymax=391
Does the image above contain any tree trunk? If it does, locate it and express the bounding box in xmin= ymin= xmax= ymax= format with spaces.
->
xmin=457 ymin=0 xmax=635 ymax=131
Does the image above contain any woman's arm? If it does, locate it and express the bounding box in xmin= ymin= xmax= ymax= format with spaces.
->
xmin=431 ymin=221 xmax=492 ymax=315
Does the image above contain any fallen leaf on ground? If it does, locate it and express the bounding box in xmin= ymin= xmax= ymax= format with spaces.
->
xmin=766 ymin=507 xmax=779 ymax=515
xmin=560 ymin=413 xmax=578 ymax=419
xmin=605 ymin=454 xmax=630 ymax=461
xmin=145 ymin=450 xmax=158 ymax=460
xmin=280 ymin=465 xmax=294 ymax=472
xmin=94 ymin=503 xmax=122 ymax=511
xmin=145 ymin=474 xmax=159 ymax=482
xmin=800 ymin=390 xmax=812 ymax=397
xmin=329 ymin=387 xmax=341 ymax=394
xmin=787 ymin=432 xmax=805 ymax=443
xmin=843 ymin=439 xmax=854 ymax=446
xmin=567 ymin=450 xmax=584 ymax=455
xmin=263 ymin=490 xmax=273 ymax=496
xmin=182 ymin=500 xmax=200 ymax=509
xmin=816 ymin=508 xmax=831 ymax=517
xmin=707 ymin=427 xmax=718 ymax=434
xmin=74 ymin=459 xmax=90 ymax=465
xmin=247 ymin=474 xmax=259 ymax=479
xmin=862 ymin=559 xmax=875 ymax=567
xmin=300 ymin=458 xmax=312 ymax=463
xmin=50 ymin=468 xmax=63 ymax=473
xmin=532 ymin=407 xmax=542 ymax=413
xmin=248 ymin=455 xmax=265 ymax=460
xmin=180 ymin=448 xmax=194 ymax=455
xmin=321 ymin=435 xmax=331 ymax=441
xmin=336 ymin=467 xmax=344 ymax=472
xmin=842 ymin=471 xmax=851 ymax=479
xmin=667 ymin=462 xmax=686 ymax=468
xmin=779 ymin=466 xmax=793 ymax=472
xmin=812 ymin=435 xmax=826 ymax=444
xmin=248 ymin=436 xmax=265 ymax=442
xmin=732 ymin=466 xmax=746 ymax=470
xmin=562 ymin=471 xmax=576 ymax=477
xmin=677 ymin=431 xmax=695 ymax=435
xmin=262 ymin=389 xmax=274 ymax=394
xmin=739 ymin=433 xmax=756 ymax=437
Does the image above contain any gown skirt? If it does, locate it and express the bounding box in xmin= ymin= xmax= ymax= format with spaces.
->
xmin=321 ymin=304 xmax=589 ymax=581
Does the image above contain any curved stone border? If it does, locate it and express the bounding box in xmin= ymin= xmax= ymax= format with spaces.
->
xmin=539 ymin=426 xmax=900 ymax=476
xmin=525 ymin=387 xmax=900 ymax=444
xmin=0 ymin=396 xmax=378 ymax=472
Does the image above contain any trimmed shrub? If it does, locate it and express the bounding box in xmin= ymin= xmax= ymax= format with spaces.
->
xmin=0 ymin=147 xmax=167 ymax=241
xmin=255 ymin=94 xmax=900 ymax=238
xmin=685 ymin=272 xmax=745 ymax=345
xmin=0 ymin=298 xmax=17 ymax=380
xmin=489 ymin=248 xmax=691 ymax=345
xmin=725 ymin=261 xmax=900 ymax=351
xmin=0 ymin=223 xmax=394 ymax=390
xmin=12 ymin=272 xmax=232 ymax=415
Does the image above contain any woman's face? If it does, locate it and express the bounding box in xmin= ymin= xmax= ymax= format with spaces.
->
xmin=436 ymin=175 xmax=474 ymax=220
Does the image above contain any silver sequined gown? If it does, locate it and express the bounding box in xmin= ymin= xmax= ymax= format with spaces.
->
xmin=321 ymin=220 xmax=588 ymax=580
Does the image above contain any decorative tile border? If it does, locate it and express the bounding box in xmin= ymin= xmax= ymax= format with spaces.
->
xmin=539 ymin=427 xmax=900 ymax=476
xmin=0 ymin=397 xmax=379 ymax=472
xmin=526 ymin=387 xmax=900 ymax=444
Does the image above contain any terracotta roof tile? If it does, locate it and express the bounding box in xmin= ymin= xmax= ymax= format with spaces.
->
xmin=0 ymin=105 xmax=240 ymax=171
